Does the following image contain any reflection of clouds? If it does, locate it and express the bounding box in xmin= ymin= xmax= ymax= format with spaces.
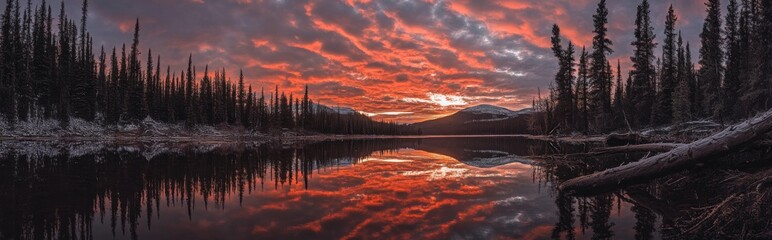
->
xmin=360 ymin=157 xmax=413 ymax=163
xmin=494 ymin=196 xmax=528 ymax=206
xmin=402 ymin=166 xmax=469 ymax=180
xmin=92 ymin=148 xmax=633 ymax=239
xmin=231 ymin=149 xmax=556 ymax=239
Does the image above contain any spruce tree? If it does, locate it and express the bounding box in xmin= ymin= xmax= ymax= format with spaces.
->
xmin=185 ymin=54 xmax=195 ymax=126
xmin=1 ymin=0 xmax=18 ymax=124
xmin=685 ymin=43 xmax=699 ymax=118
xmin=589 ymin=0 xmax=613 ymax=131
xmin=107 ymin=47 xmax=119 ymax=123
xmin=576 ymin=47 xmax=590 ymax=133
xmin=97 ymin=46 xmax=106 ymax=114
xmin=744 ymin=0 xmax=772 ymax=114
xmin=145 ymin=48 xmax=155 ymax=119
xmin=238 ymin=69 xmax=245 ymax=126
xmin=302 ymin=84 xmax=311 ymax=128
xmin=127 ymin=19 xmax=145 ymax=120
xmin=32 ymin=0 xmax=51 ymax=118
xmin=698 ymin=0 xmax=724 ymax=118
xmin=613 ymin=60 xmax=625 ymax=128
xmin=723 ymin=0 xmax=742 ymax=119
xmin=56 ymin=2 xmax=71 ymax=126
xmin=673 ymin=33 xmax=692 ymax=123
xmin=630 ymin=0 xmax=657 ymax=127
xmin=654 ymin=5 xmax=678 ymax=124
xmin=549 ymin=24 xmax=576 ymax=130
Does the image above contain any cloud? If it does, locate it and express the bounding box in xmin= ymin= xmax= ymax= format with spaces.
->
xmin=310 ymin=81 xmax=366 ymax=98
xmin=31 ymin=0 xmax=711 ymax=122
xmin=403 ymin=93 xmax=469 ymax=107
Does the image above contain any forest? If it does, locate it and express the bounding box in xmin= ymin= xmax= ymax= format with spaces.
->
xmin=534 ymin=1 xmax=772 ymax=237
xmin=0 ymin=0 xmax=418 ymax=136
xmin=540 ymin=0 xmax=772 ymax=134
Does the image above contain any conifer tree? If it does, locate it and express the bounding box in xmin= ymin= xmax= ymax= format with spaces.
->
xmin=654 ymin=5 xmax=678 ymax=125
xmin=613 ymin=60 xmax=625 ymax=128
xmin=146 ymin=48 xmax=155 ymax=118
xmin=127 ymin=19 xmax=145 ymax=120
xmin=673 ymin=33 xmax=692 ymax=123
xmin=238 ymin=69 xmax=245 ymax=126
xmin=0 ymin=0 xmax=19 ymax=124
xmin=589 ymin=0 xmax=613 ymax=130
xmin=743 ymin=0 xmax=772 ymax=114
xmin=575 ymin=47 xmax=590 ymax=133
xmin=549 ymin=24 xmax=575 ymax=130
xmin=723 ymin=0 xmax=742 ymax=119
xmin=185 ymin=54 xmax=195 ymax=126
xmin=685 ymin=42 xmax=699 ymax=118
xmin=629 ymin=0 xmax=657 ymax=127
xmin=302 ymin=84 xmax=311 ymax=127
xmin=56 ymin=2 xmax=71 ymax=126
xmin=97 ymin=46 xmax=106 ymax=114
xmin=107 ymin=47 xmax=119 ymax=123
xmin=698 ymin=0 xmax=724 ymax=118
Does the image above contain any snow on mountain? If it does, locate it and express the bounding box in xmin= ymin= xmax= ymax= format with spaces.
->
xmin=312 ymin=103 xmax=359 ymax=115
xmin=330 ymin=106 xmax=357 ymax=115
xmin=459 ymin=104 xmax=532 ymax=117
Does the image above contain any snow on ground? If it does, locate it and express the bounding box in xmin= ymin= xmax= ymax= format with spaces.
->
xmin=0 ymin=140 xmax=260 ymax=161
xmin=640 ymin=120 xmax=723 ymax=139
xmin=0 ymin=117 xmax=257 ymax=138
xmin=0 ymin=141 xmax=62 ymax=158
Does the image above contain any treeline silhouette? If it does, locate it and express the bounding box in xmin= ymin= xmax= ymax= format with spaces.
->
xmin=540 ymin=0 xmax=772 ymax=133
xmin=0 ymin=0 xmax=417 ymax=135
xmin=0 ymin=140 xmax=415 ymax=240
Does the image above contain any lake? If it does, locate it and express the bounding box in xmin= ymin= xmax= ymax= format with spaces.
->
xmin=0 ymin=137 xmax=661 ymax=239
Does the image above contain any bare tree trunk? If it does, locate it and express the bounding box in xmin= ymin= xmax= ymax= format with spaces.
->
xmin=560 ymin=109 xmax=772 ymax=195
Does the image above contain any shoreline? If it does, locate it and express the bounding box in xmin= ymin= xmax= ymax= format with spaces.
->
xmin=0 ymin=133 xmax=607 ymax=144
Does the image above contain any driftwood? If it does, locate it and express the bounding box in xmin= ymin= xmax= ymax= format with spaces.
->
xmin=560 ymin=109 xmax=772 ymax=195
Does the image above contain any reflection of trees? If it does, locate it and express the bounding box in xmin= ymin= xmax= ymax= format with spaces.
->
xmin=413 ymin=137 xmax=591 ymax=163
xmin=0 ymin=139 xmax=412 ymax=240
xmin=589 ymin=195 xmax=614 ymax=240
xmin=539 ymin=146 xmax=772 ymax=239
xmin=536 ymin=153 xmax=636 ymax=240
xmin=632 ymin=205 xmax=656 ymax=240
xmin=551 ymin=192 xmax=575 ymax=240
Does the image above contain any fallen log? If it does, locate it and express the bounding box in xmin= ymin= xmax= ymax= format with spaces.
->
xmin=605 ymin=133 xmax=646 ymax=146
xmin=590 ymin=143 xmax=684 ymax=154
xmin=526 ymin=143 xmax=684 ymax=159
xmin=560 ymin=109 xmax=772 ymax=195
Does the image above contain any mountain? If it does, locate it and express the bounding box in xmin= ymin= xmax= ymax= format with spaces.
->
xmin=411 ymin=104 xmax=536 ymax=135
xmin=329 ymin=106 xmax=358 ymax=115
xmin=312 ymin=104 xmax=358 ymax=115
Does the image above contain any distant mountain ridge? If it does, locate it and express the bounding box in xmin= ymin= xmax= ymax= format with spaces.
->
xmin=312 ymin=104 xmax=358 ymax=115
xmin=313 ymin=103 xmax=537 ymax=135
xmin=411 ymin=104 xmax=536 ymax=135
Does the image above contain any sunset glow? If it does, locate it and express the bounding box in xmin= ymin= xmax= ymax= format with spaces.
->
xmin=67 ymin=0 xmax=712 ymax=122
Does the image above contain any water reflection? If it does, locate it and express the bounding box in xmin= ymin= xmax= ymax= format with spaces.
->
xmin=0 ymin=137 xmax=659 ymax=239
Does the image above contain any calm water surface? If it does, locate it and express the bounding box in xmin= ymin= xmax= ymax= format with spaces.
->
xmin=0 ymin=137 xmax=659 ymax=239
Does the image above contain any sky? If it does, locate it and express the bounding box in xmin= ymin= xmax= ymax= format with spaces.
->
xmin=14 ymin=0 xmax=713 ymax=122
